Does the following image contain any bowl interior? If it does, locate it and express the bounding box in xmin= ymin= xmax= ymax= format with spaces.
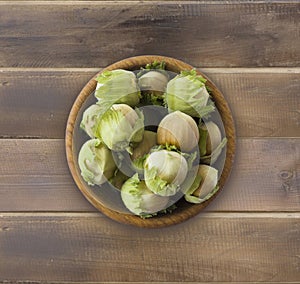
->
xmin=65 ymin=55 xmax=235 ymax=228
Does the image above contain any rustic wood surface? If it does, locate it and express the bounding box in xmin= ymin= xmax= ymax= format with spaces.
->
xmin=0 ymin=68 xmax=299 ymax=138
xmin=0 ymin=0 xmax=299 ymax=282
xmin=0 ymin=2 xmax=300 ymax=68
xmin=0 ymin=139 xmax=299 ymax=212
xmin=0 ymin=213 xmax=299 ymax=282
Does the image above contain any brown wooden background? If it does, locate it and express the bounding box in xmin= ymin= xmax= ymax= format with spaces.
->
xmin=0 ymin=1 xmax=299 ymax=283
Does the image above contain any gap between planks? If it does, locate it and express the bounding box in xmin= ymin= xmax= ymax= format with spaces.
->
xmin=1 ymin=67 xmax=300 ymax=73
xmin=1 ymin=136 xmax=300 ymax=140
xmin=2 ymin=283 xmax=298 ymax=284
xmin=20 ymin=283 xmax=300 ymax=284
xmin=0 ymin=212 xmax=299 ymax=218
xmin=1 ymin=0 xmax=299 ymax=5
xmin=0 ymin=283 xmax=298 ymax=284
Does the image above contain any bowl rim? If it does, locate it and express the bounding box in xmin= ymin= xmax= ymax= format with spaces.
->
xmin=65 ymin=55 xmax=236 ymax=228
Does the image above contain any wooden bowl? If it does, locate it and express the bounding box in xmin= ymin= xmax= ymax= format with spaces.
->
xmin=65 ymin=55 xmax=235 ymax=228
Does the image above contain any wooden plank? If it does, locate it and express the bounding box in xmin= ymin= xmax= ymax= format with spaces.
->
xmin=0 ymin=2 xmax=299 ymax=68
xmin=202 ymin=68 xmax=300 ymax=138
xmin=0 ymin=138 xmax=299 ymax=212
xmin=0 ymin=68 xmax=299 ymax=138
xmin=0 ymin=139 xmax=95 ymax=212
xmin=0 ymin=213 xmax=299 ymax=282
xmin=0 ymin=70 xmax=93 ymax=138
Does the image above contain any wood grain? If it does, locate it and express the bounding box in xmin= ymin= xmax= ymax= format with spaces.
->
xmin=0 ymin=138 xmax=299 ymax=212
xmin=0 ymin=68 xmax=299 ymax=138
xmin=0 ymin=213 xmax=299 ymax=282
xmin=0 ymin=0 xmax=298 ymax=282
xmin=0 ymin=2 xmax=299 ymax=68
xmin=0 ymin=69 xmax=92 ymax=138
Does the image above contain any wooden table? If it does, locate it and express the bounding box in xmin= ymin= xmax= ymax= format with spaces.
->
xmin=0 ymin=1 xmax=299 ymax=283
